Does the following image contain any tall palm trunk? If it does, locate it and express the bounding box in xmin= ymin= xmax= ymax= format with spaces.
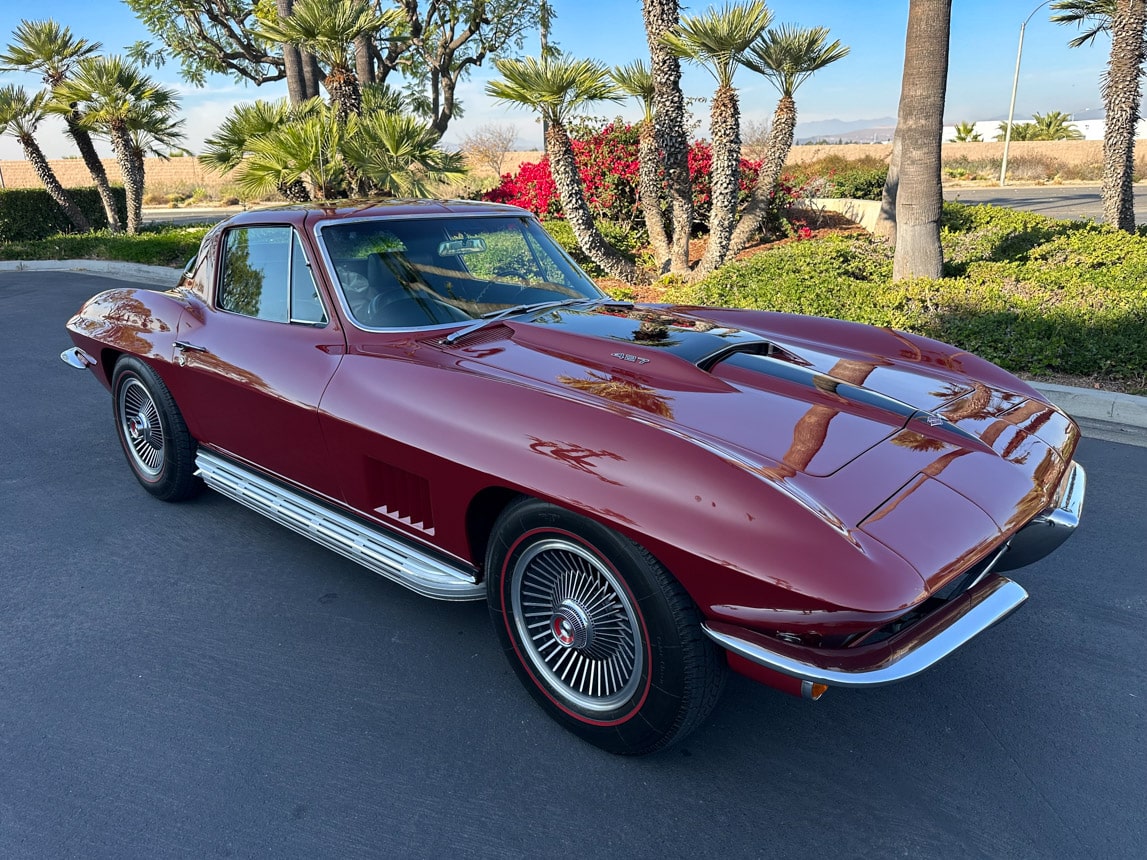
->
xmin=727 ymin=94 xmax=795 ymax=259
xmin=1102 ymin=0 xmax=1147 ymax=232
xmin=17 ymin=132 xmax=89 ymax=231
xmin=108 ymin=121 xmax=144 ymax=234
xmin=891 ymin=0 xmax=951 ymax=281
xmin=643 ymin=0 xmax=693 ymax=274
xmin=325 ymin=67 xmax=362 ymax=123
xmin=545 ymin=123 xmax=637 ymax=283
xmin=696 ymin=85 xmax=741 ymax=277
xmin=874 ymin=132 xmax=902 ymax=242
xmin=637 ymin=120 xmax=671 ymax=269
xmin=64 ymin=114 xmax=121 ymax=231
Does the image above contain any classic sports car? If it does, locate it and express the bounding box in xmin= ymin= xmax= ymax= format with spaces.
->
xmin=63 ymin=200 xmax=1085 ymax=755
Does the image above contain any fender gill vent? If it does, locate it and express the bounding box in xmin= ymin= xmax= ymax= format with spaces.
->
xmin=367 ymin=459 xmax=435 ymax=535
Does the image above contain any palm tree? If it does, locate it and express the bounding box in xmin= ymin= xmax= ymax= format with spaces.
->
xmin=1032 ymin=110 xmax=1085 ymax=139
xmin=340 ymin=113 xmax=466 ymax=196
xmin=1050 ymin=0 xmax=1117 ymax=46
xmin=0 ymin=19 xmax=120 ymax=230
xmin=642 ymin=0 xmax=694 ymax=275
xmin=1101 ymin=0 xmax=1147 ymax=231
xmin=662 ymin=0 xmax=772 ymax=277
xmin=950 ymin=121 xmax=982 ymax=141
xmin=994 ymin=120 xmax=1040 ymax=141
xmin=888 ymin=0 xmax=952 ymax=281
xmin=0 ymin=85 xmax=90 ymax=231
xmin=1054 ymin=0 xmax=1144 ymax=232
xmin=233 ymin=115 xmax=334 ymax=202
xmin=255 ymin=0 xmax=397 ymax=123
xmin=487 ymin=56 xmax=637 ymax=282
xmin=729 ymin=24 xmax=849 ymax=259
xmin=612 ymin=60 xmax=671 ymax=268
xmin=201 ymin=98 xmax=323 ymax=200
xmin=56 ymin=57 xmax=183 ymax=234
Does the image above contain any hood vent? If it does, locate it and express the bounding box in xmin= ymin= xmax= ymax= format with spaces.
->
xmin=447 ymin=323 xmax=514 ymax=348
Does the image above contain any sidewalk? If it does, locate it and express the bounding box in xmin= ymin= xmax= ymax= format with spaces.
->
xmin=9 ymin=258 xmax=1146 ymax=433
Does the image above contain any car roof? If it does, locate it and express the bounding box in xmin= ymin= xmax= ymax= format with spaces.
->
xmin=222 ymin=198 xmax=530 ymax=229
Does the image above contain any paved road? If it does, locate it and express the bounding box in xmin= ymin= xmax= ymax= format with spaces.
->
xmin=943 ymin=184 xmax=1147 ymax=224
xmin=3 ymin=271 xmax=1144 ymax=858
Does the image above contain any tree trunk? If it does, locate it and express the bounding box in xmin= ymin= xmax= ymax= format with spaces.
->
xmin=727 ymin=95 xmax=795 ymax=259
xmin=874 ymin=131 xmax=901 ymax=242
xmin=1102 ymin=0 xmax=1146 ymax=232
xmin=277 ymin=0 xmax=308 ymax=105
xmin=695 ymin=85 xmax=741 ymax=277
xmin=891 ymin=0 xmax=951 ymax=281
xmin=325 ymin=67 xmax=362 ymax=123
xmin=546 ymin=123 xmax=638 ymax=283
xmin=302 ymin=52 xmax=323 ymax=101
xmin=109 ymin=122 xmax=144 ymax=235
xmin=643 ymin=0 xmax=693 ymax=274
xmin=19 ymin=133 xmax=90 ymax=232
xmin=64 ymin=113 xmax=122 ymax=232
xmin=638 ymin=121 xmax=671 ymax=271
xmin=355 ymin=35 xmax=375 ymax=87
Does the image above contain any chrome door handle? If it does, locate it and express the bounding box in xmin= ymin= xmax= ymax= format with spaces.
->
xmin=174 ymin=341 xmax=208 ymax=352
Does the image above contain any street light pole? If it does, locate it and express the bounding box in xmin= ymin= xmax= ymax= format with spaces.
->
xmin=1000 ymin=0 xmax=1054 ymax=186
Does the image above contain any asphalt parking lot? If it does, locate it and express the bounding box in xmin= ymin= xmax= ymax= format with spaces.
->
xmin=2 ymin=270 xmax=1144 ymax=858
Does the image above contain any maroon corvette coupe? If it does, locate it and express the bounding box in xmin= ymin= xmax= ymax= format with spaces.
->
xmin=63 ymin=201 xmax=1085 ymax=754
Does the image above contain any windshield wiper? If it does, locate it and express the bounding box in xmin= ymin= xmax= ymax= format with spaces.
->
xmin=443 ymin=298 xmax=601 ymax=345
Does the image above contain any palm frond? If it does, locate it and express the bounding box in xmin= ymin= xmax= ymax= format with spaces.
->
xmin=487 ymin=56 xmax=621 ymax=125
xmin=742 ymin=24 xmax=850 ymax=97
xmin=661 ymin=1 xmax=772 ymax=88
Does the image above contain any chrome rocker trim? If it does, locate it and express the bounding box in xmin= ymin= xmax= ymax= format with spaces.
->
xmin=195 ymin=450 xmax=484 ymax=601
xmin=703 ymin=575 xmax=1029 ymax=688
xmin=995 ymin=460 xmax=1086 ymax=571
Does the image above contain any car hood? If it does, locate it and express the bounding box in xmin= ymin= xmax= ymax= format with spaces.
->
xmin=443 ymin=303 xmax=1055 ymax=478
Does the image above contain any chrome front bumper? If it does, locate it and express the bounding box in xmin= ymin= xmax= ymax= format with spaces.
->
xmin=60 ymin=346 xmax=97 ymax=369
xmin=995 ymin=460 xmax=1086 ymax=571
xmin=704 ymin=574 xmax=1029 ymax=688
xmin=704 ymin=460 xmax=1086 ymax=690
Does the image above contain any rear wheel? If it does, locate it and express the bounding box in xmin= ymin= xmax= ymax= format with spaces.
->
xmin=486 ymin=497 xmax=725 ymax=755
xmin=112 ymin=356 xmax=200 ymax=502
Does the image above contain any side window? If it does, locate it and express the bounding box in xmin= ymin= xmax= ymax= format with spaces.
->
xmin=219 ymin=226 xmax=326 ymax=325
xmin=290 ymin=232 xmax=327 ymax=325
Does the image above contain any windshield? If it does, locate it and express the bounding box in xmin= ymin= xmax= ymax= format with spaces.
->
xmin=319 ymin=215 xmax=607 ymax=329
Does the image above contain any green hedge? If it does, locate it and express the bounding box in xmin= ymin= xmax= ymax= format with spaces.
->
xmin=666 ymin=203 xmax=1147 ymax=384
xmin=0 ymin=187 xmax=128 ymax=242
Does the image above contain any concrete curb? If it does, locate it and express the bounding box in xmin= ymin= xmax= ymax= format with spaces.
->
xmin=1030 ymin=381 xmax=1147 ymax=429
xmin=0 ymin=259 xmax=181 ymax=285
xmin=5 ymin=258 xmax=1145 ymax=430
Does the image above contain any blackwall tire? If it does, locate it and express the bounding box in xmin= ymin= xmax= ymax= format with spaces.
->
xmin=486 ymin=497 xmax=725 ymax=755
xmin=112 ymin=356 xmax=200 ymax=502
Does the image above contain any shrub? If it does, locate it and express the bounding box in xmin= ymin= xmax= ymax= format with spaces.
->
xmin=666 ymin=204 xmax=1147 ymax=382
xmin=0 ymin=187 xmax=128 ymax=242
xmin=783 ymin=155 xmax=888 ymax=201
xmin=486 ymin=121 xmax=762 ymax=232
xmin=0 ymin=223 xmax=208 ymax=267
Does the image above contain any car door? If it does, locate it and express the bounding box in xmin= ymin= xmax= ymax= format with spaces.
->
xmin=169 ymin=223 xmax=346 ymax=500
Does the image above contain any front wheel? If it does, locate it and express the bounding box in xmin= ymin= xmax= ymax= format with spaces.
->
xmin=112 ymin=355 xmax=200 ymax=502
xmin=486 ymin=498 xmax=725 ymax=755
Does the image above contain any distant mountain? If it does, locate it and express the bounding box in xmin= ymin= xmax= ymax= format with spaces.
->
xmin=794 ymin=117 xmax=897 ymax=144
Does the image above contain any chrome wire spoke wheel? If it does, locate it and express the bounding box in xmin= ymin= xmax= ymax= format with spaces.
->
xmin=510 ymin=538 xmax=643 ymax=713
xmin=117 ymin=377 xmax=166 ymax=478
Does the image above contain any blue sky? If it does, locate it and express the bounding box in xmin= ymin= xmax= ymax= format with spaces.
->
xmin=0 ymin=0 xmax=1110 ymax=159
